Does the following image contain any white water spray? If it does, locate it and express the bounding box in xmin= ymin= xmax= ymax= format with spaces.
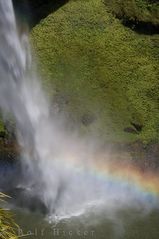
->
xmin=0 ymin=0 xmax=102 ymax=217
xmin=0 ymin=0 xmax=158 ymax=222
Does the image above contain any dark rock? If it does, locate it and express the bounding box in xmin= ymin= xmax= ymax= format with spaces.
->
xmin=130 ymin=122 xmax=143 ymax=132
xmin=81 ymin=113 xmax=96 ymax=126
xmin=5 ymin=187 xmax=48 ymax=214
xmin=122 ymin=19 xmax=159 ymax=35
xmin=0 ymin=157 xmax=48 ymax=214
xmin=124 ymin=127 xmax=138 ymax=134
xmin=0 ymin=131 xmax=6 ymax=139
xmin=13 ymin=0 xmax=69 ymax=27
xmin=0 ymin=158 xmax=22 ymax=191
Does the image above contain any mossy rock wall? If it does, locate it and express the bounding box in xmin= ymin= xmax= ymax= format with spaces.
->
xmin=105 ymin=0 xmax=159 ymax=26
xmin=31 ymin=0 xmax=159 ymax=144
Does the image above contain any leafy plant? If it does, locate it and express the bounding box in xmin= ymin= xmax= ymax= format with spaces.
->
xmin=0 ymin=193 xmax=18 ymax=239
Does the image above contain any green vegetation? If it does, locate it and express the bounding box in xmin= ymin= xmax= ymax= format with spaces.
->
xmin=0 ymin=193 xmax=17 ymax=239
xmin=31 ymin=0 xmax=159 ymax=144
xmin=0 ymin=121 xmax=5 ymax=135
xmin=105 ymin=0 xmax=159 ymax=25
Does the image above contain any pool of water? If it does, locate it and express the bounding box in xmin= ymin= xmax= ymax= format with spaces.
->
xmin=14 ymin=208 xmax=159 ymax=239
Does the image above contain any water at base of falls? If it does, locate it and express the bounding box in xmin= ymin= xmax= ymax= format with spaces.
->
xmin=13 ymin=208 xmax=159 ymax=239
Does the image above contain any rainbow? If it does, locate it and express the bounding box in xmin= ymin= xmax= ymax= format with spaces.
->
xmin=65 ymin=153 xmax=159 ymax=204
xmin=92 ymin=161 xmax=159 ymax=197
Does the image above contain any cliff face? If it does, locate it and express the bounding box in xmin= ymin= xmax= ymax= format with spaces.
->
xmin=1 ymin=0 xmax=158 ymax=146
xmin=13 ymin=0 xmax=159 ymax=31
xmin=105 ymin=0 xmax=159 ymax=34
xmin=13 ymin=0 xmax=69 ymax=27
xmin=31 ymin=0 xmax=159 ymax=144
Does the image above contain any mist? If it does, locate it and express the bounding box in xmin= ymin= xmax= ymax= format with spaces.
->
xmin=0 ymin=1 xmax=158 ymax=232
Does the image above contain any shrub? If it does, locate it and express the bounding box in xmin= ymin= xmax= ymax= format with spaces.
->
xmin=0 ymin=193 xmax=18 ymax=239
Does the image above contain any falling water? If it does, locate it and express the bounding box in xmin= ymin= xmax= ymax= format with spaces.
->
xmin=0 ymin=0 xmax=103 ymax=217
xmin=0 ymin=0 xmax=159 ymax=223
xmin=0 ymin=0 xmax=62 ymax=210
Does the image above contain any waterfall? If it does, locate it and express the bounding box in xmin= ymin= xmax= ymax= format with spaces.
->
xmin=0 ymin=0 xmax=158 ymax=221
xmin=0 ymin=0 xmax=99 ymax=217
xmin=0 ymin=0 xmax=64 ymax=212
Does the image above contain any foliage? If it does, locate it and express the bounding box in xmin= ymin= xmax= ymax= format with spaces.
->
xmin=31 ymin=0 xmax=159 ymax=144
xmin=0 ymin=121 xmax=5 ymax=134
xmin=0 ymin=193 xmax=18 ymax=239
xmin=105 ymin=0 xmax=159 ymax=25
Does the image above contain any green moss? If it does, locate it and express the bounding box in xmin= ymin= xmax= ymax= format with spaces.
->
xmin=0 ymin=120 xmax=5 ymax=134
xmin=31 ymin=0 xmax=159 ymax=143
xmin=105 ymin=0 xmax=159 ymax=25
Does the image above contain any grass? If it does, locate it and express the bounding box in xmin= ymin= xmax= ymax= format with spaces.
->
xmin=31 ymin=0 xmax=159 ymax=144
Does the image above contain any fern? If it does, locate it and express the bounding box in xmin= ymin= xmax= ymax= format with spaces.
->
xmin=0 ymin=193 xmax=18 ymax=239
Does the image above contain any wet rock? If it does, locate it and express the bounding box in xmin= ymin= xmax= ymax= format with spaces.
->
xmin=122 ymin=19 xmax=159 ymax=35
xmin=130 ymin=122 xmax=143 ymax=132
xmin=0 ymin=158 xmax=48 ymax=214
xmin=0 ymin=158 xmax=22 ymax=191
xmin=81 ymin=113 xmax=96 ymax=126
xmin=13 ymin=0 xmax=69 ymax=27
xmin=124 ymin=127 xmax=138 ymax=134
xmin=6 ymin=187 xmax=48 ymax=214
